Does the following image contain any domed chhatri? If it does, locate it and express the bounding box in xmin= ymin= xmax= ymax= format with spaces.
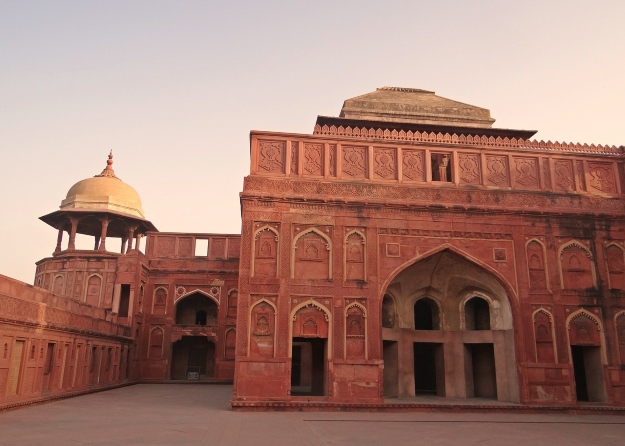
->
xmin=39 ymin=152 xmax=156 ymax=254
xmin=61 ymin=151 xmax=145 ymax=219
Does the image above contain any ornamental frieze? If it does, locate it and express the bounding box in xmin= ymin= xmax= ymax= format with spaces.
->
xmin=243 ymin=177 xmax=625 ymax=214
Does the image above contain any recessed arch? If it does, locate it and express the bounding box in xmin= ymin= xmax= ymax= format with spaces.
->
xmin=460 ymin=292 xmax=494 ymax=331
xmin=251 ymin=225 xmax=280 ymax=277
xmin=565 ymin=309 xmax=607 ymax=365
xmin=344 ymin=302 xmax=368 ymax=360
xmin=525 ymin=238 xmax=550 ymax=290
xmin=291 ymin=228 xmax=333 ymax=280
xmin=558 ymin=240 xmax=597 ymax=289
xmin=247 ymin=298 xmax=278 ymax=357
xmin=532 ymin=308 xmax=558 ymax=363
xmin=288 ymin=299 xmax=332 ymax=358
xmin=344 ymin=230 xmax=366 ymax=281
xmin=175 ymin=291 xmax=219 ymax=326
xmin=615 ymin=310 xmax=625 ymax=365
xmin=174 ymin=289 xmax=219 ymax=306
xmin=84 ymin=273 xmax=103 ymax=306
xmin=413 ymin=296 xmax=441 ymax=330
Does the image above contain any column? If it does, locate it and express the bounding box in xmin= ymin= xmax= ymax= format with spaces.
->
xmin=68 ymin=218 xmax=78 ymax=250
xmin=94 ymin=236 xmax=100 ymax=250
xmin=120 ymin=237 xmax=127 ymax=254
xmin=98 ymin=218 xmax=109 ymax=251
xmin=55 ymin=228 xmax=64 ymax=254
xmin=135 ymin=233 xmax=142 ymax=252
xmin=126 ymin=227 xmax=136 ymax=253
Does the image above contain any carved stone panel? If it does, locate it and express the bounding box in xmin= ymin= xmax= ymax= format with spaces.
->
xmin=345 ymin=232 xmax=365 ymax=281
xmin=341 ymin=146 xmax=367 ymax=179
xmin=373 ymin=148 xmax=397 ymax=180
xmin=458 ymin=153 xmax=481 ymax=185
xmin=291 ymin=141 xmax=299 ymax=175
xmin=155 ymin=236 xmax=176 ymax=258
xmin=402 ymin=149 xmax=425 ymax=182
xmin=303 ymin=143 xmax=324 ymax=176
xmin=293 ymin=231 xmax=331 ymax=280
xmin=588 ymin=162 xmax=616 ymax=194
xmin=534 ymin=311 xmax=555 ymax=363
xmin=292 ymin=304 xmax=329 ymax=338
xmin=561 ymin=244 xmax=594 ymax=289
xmin=250 ymin=302 xmax=275 ymax=358
xmin=178 ymin=237 xmax=193 ymax=258
xmin=554 ymin=159 xmax=574 ymax=192
xmin=513 ymin=157 xmax=540 ymax=189
xmin=253 ymin=227 xmax=278 ymax=278
xmin=85 ymin=275 xmax=101 ymax=307
xmin=346 ymin=305 xmax=365 ymax=359
xmin=210 ymin=238 xmax=226 ymax=259
xmin=606 ymin=245 xmax=625 ymax=290
xmin=569 ymin=314 xmax=601 ymax=346
xmin=329 ymin=144 xmax=337 ymax=177
xmin=527 ymin=241 xmax=547 ymax=289
xmin=485 ymin=155 xmax=510 ymax=187
xmin=257 ymin=140 xmax=286 ymax=174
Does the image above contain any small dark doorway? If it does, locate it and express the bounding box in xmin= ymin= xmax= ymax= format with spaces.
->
xmin=414 ymin=298 xmax=439 ymax=330
xmin=383 ymin=341 xmax=399 ymax=397
xmin=465 ymin=297 xmax=491 ymax=330
xmin=118 ymin=284 xmax=130 ymax=318
xmin=571 ymin=345 xmax=606 ymax=402
xmin=414 ymin=343 xmax=444 ymax=395
xmin=291 ymin=337 xmax=325 ymax=396
xmin=171 ymin=336 xmax=215 ymax=380
xmin=467 ymin=343 xmax=497 ymax=399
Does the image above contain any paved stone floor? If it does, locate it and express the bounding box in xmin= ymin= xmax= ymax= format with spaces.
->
xmin=1 ymin=385 xmax=624 ymax=445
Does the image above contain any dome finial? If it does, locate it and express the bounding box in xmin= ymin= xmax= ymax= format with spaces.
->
xmin=95 ymin=151 xmax=120 ymax=179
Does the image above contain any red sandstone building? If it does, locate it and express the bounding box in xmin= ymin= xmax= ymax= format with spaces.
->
xmin=2 ymin=88 xmax=625 ymax=410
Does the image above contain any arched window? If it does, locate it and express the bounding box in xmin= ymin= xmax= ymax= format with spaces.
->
xmin=465 ymin=297 xmax=490 ymax=330
xmin=414 ymin=298 xmax=440 ymax=330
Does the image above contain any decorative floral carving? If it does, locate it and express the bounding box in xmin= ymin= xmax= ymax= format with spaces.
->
xmin=486 ymin=156 xmax=509 ymax=186
xmin=554 ymin=160 xmax=574 ymax=191
xmin=373 ymin=148 xmax=396 ymax=180
xmin=402 ymin=149 xmax=425 ymax=181
xmin=329 ymin=144 xmax=337 ymax=176
xmin=290 ymin=141 xmax=298 ymax=175
xmin=458 ymin=153 xmax=481 ymax=185
xmin=588 ymin=162 xmax=615 ymax=193
xmin=303 ymin=143 xmax=323 ymax=176
xmin=513 ymin=157 xmax=539 ymax=188
xmin=258 ymin=141 xmax=285 ymax=173
xmin=342 ymin=146 xmax=367 ymax=178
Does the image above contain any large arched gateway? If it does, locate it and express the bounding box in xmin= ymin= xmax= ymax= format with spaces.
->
xmin=381 ymin=249 xmax=519 ymax=402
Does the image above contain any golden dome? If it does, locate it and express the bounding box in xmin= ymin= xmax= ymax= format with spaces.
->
xmin=60 ymin=152 xmax=145 ymax=219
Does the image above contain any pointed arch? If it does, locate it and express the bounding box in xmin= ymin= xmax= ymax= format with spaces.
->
xmin=52 ymin=274 xmax=65 ymax=295
xmin=224 ymin=327 xmax=236 ymax=360
xmin=252 ymin=225 xmax=279 ymax=278
xmin=558 ymin=240 xmax=596 ymax=289
xmin=345 ymin=302 xmax=367 ymax=359
xmin=565 ymin=309 xmax=607 ymax=365
xmin=247 ymin=298 xmax=277 ymax=357
xmin=413 ymin=295 xmax=442 ymax=330
xmin=174 ymin=289 xmax=219 ymax=306
xmin=227 ymin=288 xmax=238 ymax=318
xmin=344 ymin=230 xmax=366 ymax=281
xmin=84 ymin=273 xmax=103 ymax=306
xmin=525 ymin=238 xmax=549 ymax=290
xmin=379 ymin=244 xmax=518 ymax=302
xmin=532 ymin=308 xmax=557 ymax=363
xmin=605 ymin=243 xmax=625 ymax=290
xmin=459 ymin=292 xmax=496 ymax=330
xmin=288 ymin=299 xmax=332 ymax=358
xmin=382 ymin=291 xmax=399 ymax=329
xmin=291 ymin=228 xmax=333 ymax=279
xmin=148 ymin=326 xmax=164 ymax=358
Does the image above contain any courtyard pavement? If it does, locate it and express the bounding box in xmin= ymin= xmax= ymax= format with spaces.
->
xmin=0 ymin=384 xmax=624 ymax=445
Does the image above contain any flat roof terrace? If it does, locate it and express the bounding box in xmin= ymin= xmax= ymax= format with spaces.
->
xmin=0 ymin=384 xmax=624 ymax=445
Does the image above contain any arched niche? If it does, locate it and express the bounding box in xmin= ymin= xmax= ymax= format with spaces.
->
xmin=344 ymin=230 xmax=366 ymax=281
xmin=84 ymin=274 xmax=103 ymax=307
xmin=605 ymin=243 xmax=625 ymax=290
xmin=149 ymin=327 xmax=164 ymax=358
xmin=345 ymin=302 xmax=367 ymax=359
xmin=175 ymin=291 xmax=218 ymax=326
xmin=227 ymin=289 xmax=238 ymax=318
xmin=533 ymin=309 xmax=556 ymax=363
xmin=248 ymin=299 xmax=276 ymax=358
xmin=224 ymin=328 xmax=236 ymax=360
xmin=291 ymin=228 xmax=332 ymax=280
xmin=413 ymin=297 xmax=440 ymax=330
xmin=252 ymin=225 xmax=279 ymax=278
xmin=559 ymin=241 xmax=596 ymax=290
xmin=615 ymin=311 xmax=625 ymax=365
xmin=463 ymin=295 xmax=491 ymax=331
xmin=526 ymin=239 xmax=548 ymax=290
xmin=153 ymin=286 xmax=168 ymax=314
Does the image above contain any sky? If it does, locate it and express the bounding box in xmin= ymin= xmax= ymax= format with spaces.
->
xmin=1 ymin=0 xmax=624 ymax=283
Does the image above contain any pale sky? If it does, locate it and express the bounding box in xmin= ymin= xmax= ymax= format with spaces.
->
xmin=1 ymin=0 xmax=624 ymax=283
